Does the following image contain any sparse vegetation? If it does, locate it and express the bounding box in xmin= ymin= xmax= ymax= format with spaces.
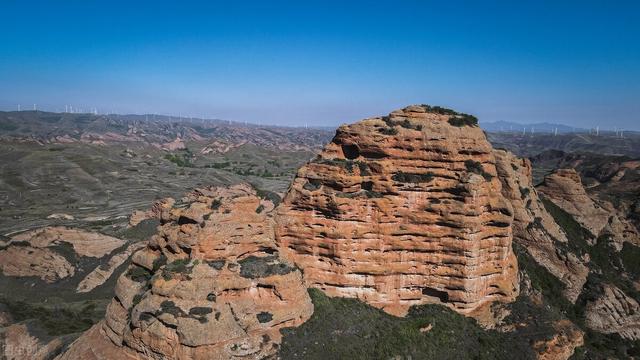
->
xmin=464 ymin=160 xmax=493 ymax=180
xmin=378 ymin=126 xmax=398 ymax=135
xmin=448 ymin=114 xmax=478 ymax=127
xmin=162 ymin=258 xmax=193 ymax=280
xmin=1 ymin=299 xmax=101 ymax=336
xmin=392 ymin=171 xmax=435 ymax=183
xmin=279 ymin=289 xmax=537 ymax=359
xmin=127 ymin=265 xmax=152 ymax=282
xmin=164 ymin=149 xmax=194 ymax=167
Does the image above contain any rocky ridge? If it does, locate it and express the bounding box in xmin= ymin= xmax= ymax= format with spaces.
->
xmin=493 ymin=150 xmax=589 ymax=302
xmin=59 ymin=184 xmax=312 ymax=360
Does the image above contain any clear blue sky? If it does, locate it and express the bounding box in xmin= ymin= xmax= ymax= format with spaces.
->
xmin=1 ymin=0 xmax=639 ymax=129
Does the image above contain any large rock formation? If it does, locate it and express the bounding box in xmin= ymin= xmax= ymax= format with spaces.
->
xmin=538 ymin=166 xmax=640 ymax=251
xmin=493 ymin=150 xmax=589 ymax=302
xmin=537 ymin=169 xmax=610 ymax=239
xmin=276 ymin=105 xmax=519 ymax=317
xmin=59 ymin=184 xmax=312 ymax=360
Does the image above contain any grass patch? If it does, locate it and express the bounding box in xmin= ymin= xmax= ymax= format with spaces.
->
xmin=280 ymin=289 xmax=537 ymax=359
xmin=541 ymin=198 xmax=592 ymax=256
xmin=118 ymin=218 xmax=159 ymax=241
xmin=621 ymin=242 xmax=640 ymax=279
xmin=1 ymin=298 xmax=101 ymax=336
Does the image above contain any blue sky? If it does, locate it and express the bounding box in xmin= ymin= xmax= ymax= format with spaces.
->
xmin=1 ymin=1 xmax=639 ymax=129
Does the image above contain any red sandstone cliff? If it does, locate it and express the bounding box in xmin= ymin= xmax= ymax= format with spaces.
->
xmin=275 ymin=105 xmax=519 ymax=317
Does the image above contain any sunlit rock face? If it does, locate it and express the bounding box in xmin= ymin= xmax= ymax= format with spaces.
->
xmin=493 ymin=150 xmax=589 ymax=302
xmin=58 ymin=184 xmax=312 ymax=360
xmin=275 ymin=105 xmax=519 ymax=317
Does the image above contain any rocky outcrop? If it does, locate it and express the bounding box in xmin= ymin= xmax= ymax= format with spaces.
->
xmin=129 ymin=198 xmax=173 ymax=227
xmin=161 ymin=137 xmax=186 ymax=151
xmin=0 ymin=227 xmax=126 ymax=283
xmin=76 ymin=242 xmax=147 ymax=293
xmin=538 ymin=169 xmax=609 ymax=238
xmin=11 ymin=227 xmax=125 ymax=258
xmin=276 ymin=105 xmax=519 ymax=317
xmin=538 ymin=167 xmax=640 ymax=250
xmin=584 ymin=283 xmax=640 ymax=340
xmin=0 ymin=322 xmax=72 ymax=360
xmin=493 ymin=150 xmax=588 ymax=302
xmin=0 ymin=246 xmax=74 ymax=283
xmin=533 ymin=320 xmax=584 ymax=360
xmin=59 ymin=184 xmax=313 ymax=360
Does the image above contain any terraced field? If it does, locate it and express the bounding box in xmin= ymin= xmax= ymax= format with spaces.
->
xmin=0 ymin=140 xmax=316 ymax=236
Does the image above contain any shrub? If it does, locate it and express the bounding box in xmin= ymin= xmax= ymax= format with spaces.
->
xmin=127 ymin=266 xmax=152 ymax=282
xmin=448 ymin=114 xmax=478 ymax=127
xmin=464 ymin=160 xmax=493 ymax=181
xmin=378 ymin=127 xmax=398 ymax=135
xmin=392 ymin=172 xmax=434 ymax=183
xmin=162 ymin=258 xmax=192 ymax=280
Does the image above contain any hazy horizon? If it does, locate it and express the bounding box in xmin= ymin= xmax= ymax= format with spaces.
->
xmin=1 ymin=1 xmax=639 ymax=130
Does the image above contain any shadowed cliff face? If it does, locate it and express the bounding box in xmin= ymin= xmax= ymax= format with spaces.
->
xmin=275 ymin=105 xmax=519 ymax=317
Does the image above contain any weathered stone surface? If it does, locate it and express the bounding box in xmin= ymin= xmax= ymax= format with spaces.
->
xmin=59 ymin=184 xmax=312 ymax=360
xmin=0 ymin=246 xmax=74 ymax=283
xmin=77 ymin=242 xmax=147 ymax=293
xmin=161 ymin=137 xmax=186 ymax=151
xmin=537 ymin=166 xmax=640 ymax=251
xmin=0 ymin=322 xmax=71 ymax=360
xmin=276 ymin=105 xmax=519 ymax=317
xmin=494 ymin=150 xmax=588 ymax=302
xmin=584 ymin=283 xmax=640 ymax=340
xmin=538 ymin=169 xmax=609 ymax=238
xmin=533 ymin=320 xmax=584 ymax=360
xmin=129 ymin=198 xmax=173 ymax=227
xmin=11 ymin=226 xmax=125 ymax=258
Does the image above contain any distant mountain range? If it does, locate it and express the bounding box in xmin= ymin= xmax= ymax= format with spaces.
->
xmin=0 ymin=110 xmax=334 ymax=151
xmin=480 ymin=121 xmax=586 ymax=134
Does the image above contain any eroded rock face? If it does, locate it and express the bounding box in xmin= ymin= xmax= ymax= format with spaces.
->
xmin=0 ymin=322 xmax=71 ymax=360
xmin=59 ymin=184 xmax=313 ymax=360
xmin=538 ymin=168 xmax=640 ymax=251
xmin=493 ymin=150 xmax=589 ymax=302
xmin=533 ymin=320 xmax=584 ymax=360
xmin=0 ymin=227 xmax=126 ymax=284
xmin=584 ymin=283 xmax=640 ymax=340
xmin=0 ymin=246 xmax=74 ymax=283
xmin=129 ymin=198 xmax=174 ymax=227
xmin=276 ymin=105 xmax=519 ymax=316
xmin=11 ymin=227 xmax=126 ymax=258
xmin=538 ymin=169 xmax=610 ymax=238
xmin=76 ymin=242 xmax=147 ymax=293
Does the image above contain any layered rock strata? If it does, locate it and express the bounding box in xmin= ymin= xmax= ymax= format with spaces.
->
xmin=584 ymin=283 xmax=640 ymax=340
xmin=59 ymin=184 xmax=312 ymax=360
xmin=537 ymin=169 xmax=609 ymax=238
xmin=276 ymin=105 xmax=519 ymax=316
xmin=493 ymin=150 xmax=588 ymax=302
